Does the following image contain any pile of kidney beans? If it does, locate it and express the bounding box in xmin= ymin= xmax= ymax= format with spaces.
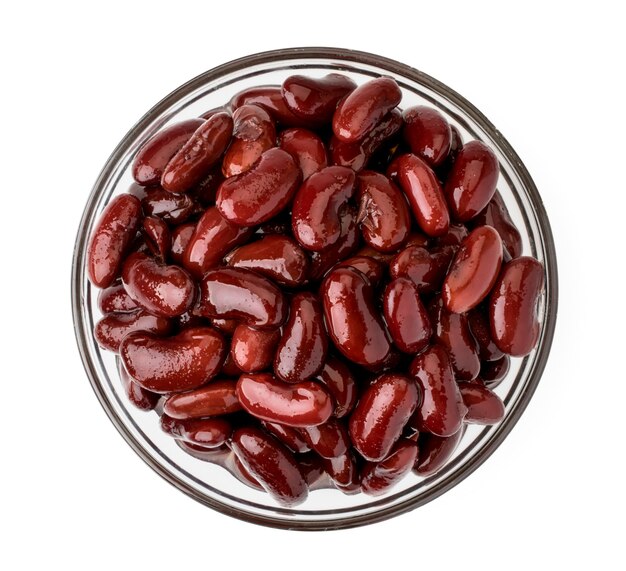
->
xmin=87 ymin=73 xmax=545 ymax=507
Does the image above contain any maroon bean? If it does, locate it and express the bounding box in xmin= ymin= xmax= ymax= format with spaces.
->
xmin=274 ymin=293 xmax=328 ymax=383
xmin=217 ymin=148 xmax=301 ymax=226
xmin=163 ymin=379 xmax=241 ymax=419
xmin=322 ymin=267 xmax=391 ymax=367
xmin=160 ymin=415 xmax=232 ymax=448
xmin=443 ymin=226 xmax=503 ymax=313
xmin=236 ymin=373 xmax=333 ymax=427
xmin=230 ymin=426 xmax=308 ymax=506
xmin=356 ymin=244 xmax=396 ymax=266
xmin=161 ymin=112 xmax=233 ymax=193
xmin=132 ymin=119 xmax=203 ymax=186
xmin=468 ymin=306 xmax=504 ymax=362
xmin=389 ymin=153 xmax=450 ymax=237
xmin=141 ymin=186 xmax=197 ymax=225
xmin=97 ymin=281 xmax=138 ymax=314
xmin=459 ymin=381 xmax=505 ymax=425
xmin=356 ymin=171 xmax=410 ymax=252
xmin=336 ymin=256 xmax=384 ymax=286
xmin=409 ymin=345 xmax=467 ymax=437
xmin=260 ymin=421 xmax=310 ymax=453
xmin=199 ymin=267 xmax=286 ymax=329
xmin=231 ymin=324 xmax=280 ymax=373
xmin=220 ymin=353 xmax=244 ymax=377
xmin=222 ymin=105 xmax=276 ymax=178
xmin=332 ymin=77 xmax=402 ymax=143
xmin=94 ymin=309 xmax=171 ymax=353
xmin=437 ymin=124 xmax=464 ymax=180
xmin=120 ymin=327 xmax=225 ymax=393
xmin=414 ymin=427 xmax=464 ymax=477
xmin=298 ymin=453 xmax=327 ymax=489
xmin=87 ymin=194 xmax=142 ymax=288
xmin=298 ymin=418 xmax=349 ymax=459
xmin=436 ymin=223 xmax=469 ymax=248
xmin=182 ymin=207 xmax=253 ymax=278
xmin=444 ymin=140 xmax=499 ymax=221
xmin=176 ymin=441 xmax=231 ymax=463
xmin=402 ymin=105 xmax=452 ymax=168
xmin=481 ymin=355 xmax=511 ymax=387
xmin=118 ymin=359 xmax=160 ymax=411
xmin=142 ymin=216 xmax=170 ymax=260
xmin=170 ymin=222 xmax=195 ymax=266
xmin=361 ymin=439 xmax=418 ymax=496
xmin=323 ymin=451 xmax=360 ymax=490
xmin=489 ymin=256 xmax=544 ymax=356
xmin=291 ymin=166 xmax=356 ymax=251
xmin=383 ymin=278 xmax=432 ymax=354
xmin=389 ymin=245 xmax=453 ymax=293
xmin=473 ymin=191 xmax=523 ymax=259
xmin=188 ymin=164 xmax=224 ymax=206
xmin=315 ymin=358 xmax=357 ymax=419
xmin=209 ymin=318 xmax=239 ymax=336
xmin=349 ymin=373 xmax=419 ymax=462
xmin=231 ymin=455 xmax=264 ymax=491
xmin=226 ymin=235 xmax=309 ymax=287
xmin=282 ymin=73 xmax=356 ymax=123
xmin=278 ymin=128 xmax=328 ymax=179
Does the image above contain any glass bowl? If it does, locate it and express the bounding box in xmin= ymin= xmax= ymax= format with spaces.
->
xmin=71 ymin=47 xmax=558 ymax=530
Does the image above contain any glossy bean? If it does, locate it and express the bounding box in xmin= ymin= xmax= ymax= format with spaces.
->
xmin=414 ymin=427 xmax=464 ymax=477
xmin=361 ymin=439 xmax=418 ymax=496
xmin=481 ymin=355 xmax=511 ymax=388
xmin=163 ymin=379 xmax=241 ymax=419
xmin=278 ymin=128 xmax=327 ymax=179
xmin=160 ymin=415 xmax=232 ymax=448
xmin=188 ymin=164 xmax=224 ymax=206
xmin=336 ymin=256 xmax=384 ymax=286
xmin=209 ymin=318 xmax=239 ymax=336
xmin=169 ymin=222 xmax=195 ymax=266
xmin=402 ymin=105 xmax=452 ymax=167
xmin=315 ymin=358 xmax=357 ymax=418
xmin=230 ymin=455 xmax=264 ymax=491
xmin=175 ymin=441 xmax=231 ymax=464
xmin=389 ymin=245 xmax=454 ymax=293
xmin=322 ymin=451 xmax=360 ymax=490
xmin=473 ymin=191 xmax=523 ymax=260
xmin=437 ymin=124 xmax=464 ymax=180
xmin=468 ymin=306 xmax=504 ymax=362
xmin=436 ymin=223 xmax=469 ymax=248
xmin=142 ymin=216 xmax=170 ymax=260
xmin=298 ymin=418 xmax=349 ymax=459
xmin=118 ymin=359 xmax=160 ymax=411
xmin=94 ymin=309 xmax=171 ymax=353
xmin=260 ymin=421 xmax=310 ymax=454
xmin=220 ymin=353 xmax=244 ymax=377
xmin=141 ymin=186 xmax=197 ymax=225
xmin=459 ymin=381 xmax=505 ymax=425
xmin=231 ymin=324 xmax=281 ymax=373
xmin=97 ymin=281 xmax=137 ymax=314
xmin=356 ymin=244 xmax=396 ymax=266
xmin=298 ymin=453 xmax=328 ymax=489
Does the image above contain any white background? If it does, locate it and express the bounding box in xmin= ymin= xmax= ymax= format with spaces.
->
xmin=1 ymin=1 xmax=624 ymax=569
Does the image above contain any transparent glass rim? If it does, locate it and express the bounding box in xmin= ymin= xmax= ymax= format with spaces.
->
xmin=71 ymin=47 xmax=558 ymax=530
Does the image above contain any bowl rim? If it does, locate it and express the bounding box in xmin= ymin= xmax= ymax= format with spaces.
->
xmin=71 ymin=46 xmax=558 ymax=531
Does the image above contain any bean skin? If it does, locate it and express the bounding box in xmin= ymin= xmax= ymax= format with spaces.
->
xmin=315 ymin=358 xmax=357 ymax=418
xmin=97 ymin=281 xmax=138 ymax=314
xmin=87 ymin=194 xmax=142 ymax=288
xmin=94 ymin=309 xmax=171 ymax=353
xmin=278 ymin=128 xmax=328 ymax=179
xmin=141 ymin=186 xmax=197 ymax=225
xmin=459 ymin=381 xmax=505 ymax=425
xmin=389 ymin=245 xmax=454 ymax=293
xmin=231 ymin=324 xmax=281 ymax=373
xmin=298 ymin=418 xmax=350 ymax=459
xmin=142 ymin=216 xmax=170 ymax=260
xmin=337 ymin=256 xmax=385 ymax=286
xmin=468 ymin=306 xmax=504 ymax=362
xmin=481 ymin=355 xmax=510 ymax=388
xmin=160 ymin=415 xmax=232 ymax=448
xmin=163 ymin=379 xmax=241 ymax=419
xmin=170 ymin=222 xmax=195 ymax=266
xmin=361 ymin=439 xmax=418 ymax=496
xmin=323 ymin=451 xmax=360 ymax=490
xmin=118 ymin=359 xmax=160 ymax=411
xmin=261 ymin=421 xmax=310 ymax=453
xmin=402 ymin=105 xmax=452 ymax=168
xmin=473 ymin=191 xmax=523 ymax=259
xmin=414 ymin=427 xmax=464 ymax=477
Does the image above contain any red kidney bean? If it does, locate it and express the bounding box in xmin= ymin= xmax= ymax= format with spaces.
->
xmin=274 ymin=293 xmax=327 ymax=383
xmin=315 ymin=358 xmax=357 ymax=418
xmin=160 ymin=415 xmax=232 ymax=448
xmin=323 ymin=451 xmax=360 ymax=490
xmin=481 ymin=355 xmax=510 ymax=387
xmin=414 ymin=427 xmax=464 ymax=477
xmin=170 ymin=222 xmax=195 ymax=266
xmin=199 ymin=267 xmax=286 ymax=329
xmin=230 ymin=455 xmax=264 ymax=491
xmin=298 ymin=453 xmax=327 ymax=489
xmin=444 ymin=140 xmax=499 ymax=221
xmin=278 ymin=128 xmax=328 ymax=179
xmin=430 ymin=297 xmax=481 ymax=380
xmin=383 ymin=277 xmax=432 ymax=354
xmin=87 ymin=194 xmax=142 ymax=288
xmin=163 ymin=379 xmax=241 ymax=419
xmin=356 ymin=244 xmax=396 ymax=265
xmin=309 ymin=207 xmax=359 ymax=279
xmin=336 ymin=256 xmax=384 ymax=286
xmin=182 ymin=207 xmax=253 ymax=278
xmin=437 ymin=124 xmax=464 ymax=179
xmin=291 ymin=166 xmax=356 ymax=251
xmin=226 ymin=235 xmax=309 ymax=287
xmin=349 ymin=373 xmax=419 ymax=462
xmin=161 ymin=113 xmax=233 ymax=193
xmin=468 ymin=306 xmax=504 ymax=361
xmin=231 ymin=324 xmax=280 ymax=373
xmin=206 ymin=318 xmax=238 ymax=337
xmin=489 ymin=256 xmax=544 ymax=356
xmin=361 ymin=439 xmax=418 ymax=496
xmin=230 ymin=426 xmax=308 ymax=506
xmin=459 ymin=381 xmax=505 ymax=424
xmin=389 ymin=245 xmax=453 ymax=293
xmin=409 ymin=345 xmax=467 ymax=437
xmin=222 ymin=105 xmax=276 ymax=178
xmin=356 ymin=170 xmax=410 ymax=252
xmin=188 ymin=164 xmax=224 ymax=206
xmin=132 ymin=119 xmax=203 ymax=186
xmin=436 ymin=223 xmax=469 ymax=248
xmin=282 ymin=73 xmax=357 ymax=123
xmin=322 ymin=267 xmax=392 ymax=367
xmin=120 ymin=327 xmax=225 ymax=393
xmin=402 ymin=106 xmax=452 ymax=168
xmin=217 ymin=148 xmax=301 ymax=226
xmin=176 ymin=441 xmax=231 ymax=464
xmin=97 ymin=281 xmax=138 ymax=314
xmin=473 ymin=191 xmax=523 ymax=259
xmin=443 ymin=226 xmax=503 ymax=313
xmin=260 ymin=421 xmax=310 ymax=453
xmin=141 ymin=186 xmax=197 ymax=225
xmin=121 ymin=252 xmax=196 ymax=318
xmin=332 ymin=77 xmax=402 ymax=143
xmin=220 ymin=352 xmax=244 ymax=376
xmin=298 ymin=418 xmax=349 ymax=459
xmin=389 ymin=153 xmax=450 ymax=237
xmin=94 ymin=309 xmax=171 ymax=353
xmin=118 ymin=359 xmax=160 ymax=411
xmin=142 ymin=216 xmax=170 ymax=260
xmin=174 ymin=310 xmax=205 ymax=332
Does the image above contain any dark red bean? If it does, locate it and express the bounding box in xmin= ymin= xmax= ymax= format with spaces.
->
xmin=298 ymin=453 xmax=327 ymax=489
xmin=291 ymin=166 xmax=356 ymax=251
xmin=217 ymin=148 xmax=301 ymax=226
xmin=315 ymin=358 xmax=357 ymax=419
xmin=473 ymin=191 xmax=523 ymax=259
xmin=118 ymin=359 xmax=160 ymax=411
xmin=336 ymin=256 xmax=384 ymax=286
xmin=437 ymin=124 xmax=464 ymax=180
xmin=231 ymin=324 xmax=280 ymax=373
xmin=220 ymin=353 xmax=244 ymax=377
xmin=87 ymin=194 xmax=142 ymax=288
xmin=278 ymin=128 xmax=328 ymax=179
xmin=175 ymin=441 xmax=231 ymax=463
xmin=459 ymin=381 xmax=505 ymax=424
xmin=481 ymin=355 xmax=510 ymax=387
xmin=94 ymin=310 xmax=171 ymax=353
xmin=356 ymin=171 xmax=410 ymax=252
xmin=120 ymin=327 xmax=225 ymax=393
xmin=298 ymin=418 xmax=349 ymax=459
xmin=142 ymin=216 xmax=170 ymax=260
xmin=160 ymin=415 xmax=232 ymax=448
xmin=356 ymin=244 xmax=396 ymax=266
xmin=409 ymin=345 xmax=467 ymax=437
xmin=231 ymin=455 xmax=264 ymax=491
xmin=468 ymin=306 xmax=504 ymax=362
xmin=236 ymin=373 xmax=333 ymax=427
xmin=402 ymin=105 xmax=452 ymax=168
xmin=170 ymin=222 xmax=195 ymax=266
xmin=226 ymin=235 xmax=309 ymax=287
xmin=489 ymin=257 xmax=544 ymax=356
xmin=182 ymin=207 xmax=253 ymax=279
xmin=199 ymin=267 xmax=286 ymax=329
xmin=282 ymin=73 xmax=356 ymax=123
xmin=443 ymin=226 xmax=503 ymax=313
xmin=132 ymin=119 xmax=203 ymax=186
xmin=388 ymin=153 xmax=450 ymax=237
xmin=188 ymin=164 xmax=224 ymax=206
xmin=436 ymin=223 xmax=469 ymax=248
xmin=332 ymin=77 xmax=402 ymax=143
xmin=162 ymin=113 xmax=233 ymax=193
xmin=141 ymin=186 xmax=197 ymax=225
xmin=274 ymin=293 xmax=328 ymax=383
xmin=163 ymin=379 xmax=241 ymax=419
xmin=389 ymin=245 xmax=453 ymax=293
xmin=349 ymin=373 xmax=419 ymax=462
xmin=383 ymin=277 xmax=432 ymax=354
xmin=323 ymin=451 xmax=360 ymax=489
xmin=260 ymin=421 xmax=310 ymax=453
xmin=414 ymin=427 xmax=464 ymax=477
xmin=322 ymin=267 xmax=391 ymax=367
xmin=209 ymin=317 xmax=239 ymax=336
xmin=222 ymin=105 xmax=276 ymax=178
xmin=361 ymin=439 xmax=418 ymax=496
xmin=97 ymin=281 xmax=138 ymax=314
xmin=444 ymin=141 xmax=499 ymax=221
xmin=230 ymin=426 xmax=308 ymax=506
